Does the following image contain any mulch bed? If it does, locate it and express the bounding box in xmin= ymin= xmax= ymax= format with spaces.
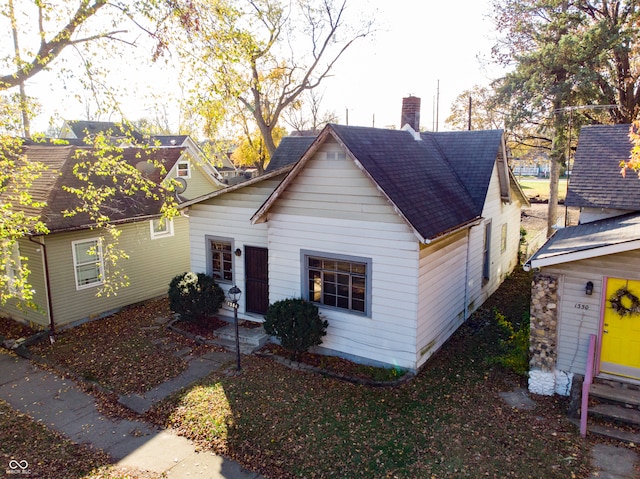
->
xmin=172 ymin=315 xmax=229 ymax=339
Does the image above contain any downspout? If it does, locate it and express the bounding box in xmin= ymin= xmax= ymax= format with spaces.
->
xmin=28 ymin=235 xmax=55 ymax=342
xmin=464 ymin=227 xmax=472 ymax=320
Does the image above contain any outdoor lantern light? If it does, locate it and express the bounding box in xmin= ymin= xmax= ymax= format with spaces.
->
xmin=228 ymin=285 xmax=242 ymax=303
xmin=227 ymin=285 xmax=242 ymax=371
xmin=585 ymin=281 xmax=594 ymax=296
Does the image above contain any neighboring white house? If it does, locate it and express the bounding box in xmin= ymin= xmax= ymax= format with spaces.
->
xmin=182 ymin=122 xmax=528 ymax=372
xmin=525 ymin=124 xmax=640 ymax=396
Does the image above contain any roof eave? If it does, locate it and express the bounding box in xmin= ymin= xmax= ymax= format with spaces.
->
xmin=528 ymin=238 xmax=640 ymax=269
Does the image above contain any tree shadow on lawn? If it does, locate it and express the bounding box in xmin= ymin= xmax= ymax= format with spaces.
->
xmin=151 ymin=270 xmax=592 ymax=479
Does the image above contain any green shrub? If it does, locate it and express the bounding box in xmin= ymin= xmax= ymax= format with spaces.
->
xmin=168 ymin=272 xmax=225 ymax=323
xmin=492 ymin=308 xmax=530 ymax=376
xmin=263 ymin=298 xmax=328 ymax=359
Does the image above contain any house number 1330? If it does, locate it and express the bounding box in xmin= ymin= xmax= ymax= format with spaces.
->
xmin=574 ymin=303 xmax=590 ymax=310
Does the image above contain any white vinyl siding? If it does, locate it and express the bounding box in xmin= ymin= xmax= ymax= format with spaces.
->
xmin=188 ymin=175 xmax=283 ymax=316
xmin=416 ymin=230 xmax=468 ymax=369
xmin=267 ymin=145 xmax=419 ymax=370
xmin=466 ymin=164 xmax=522 ymax=314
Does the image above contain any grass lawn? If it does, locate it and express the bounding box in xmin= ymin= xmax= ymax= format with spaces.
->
xmin=517 ymin=177 xmax=568 ymax=201
xmin=150 ymin=270 xmax=592 ymax=479
xmin=0 ymin=271 xmax=594 ymax=478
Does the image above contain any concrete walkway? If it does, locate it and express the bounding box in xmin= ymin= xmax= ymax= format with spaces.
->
xmin=0 ymin=351 xmax=264 ymax=478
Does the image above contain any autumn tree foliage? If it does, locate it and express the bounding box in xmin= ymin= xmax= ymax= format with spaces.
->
xmin=156 ymin=0 xmax=372 ymax=171
xmin=0 ymin=2 xmax=179 ymax=308
xmin=490 ymin=0 xmax=640 ymax=235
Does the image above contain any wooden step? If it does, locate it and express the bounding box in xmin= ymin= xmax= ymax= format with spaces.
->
xmin=590 ymin=382 xmax=640 ymax=407
xmin=589 ymin=403 xmax=640 ymax=426
xmin=586 ymin=423 xmax=640 ymax=444
xmin=570 ymin=418 xmax=640 ymax=443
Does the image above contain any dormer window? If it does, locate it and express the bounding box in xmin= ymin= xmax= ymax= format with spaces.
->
xmin=176 ymin=161 xmax=190 ymax=178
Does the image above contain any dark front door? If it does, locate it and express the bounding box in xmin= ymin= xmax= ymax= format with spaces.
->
xmin=245 ymin=246 xmax=269 ymax=315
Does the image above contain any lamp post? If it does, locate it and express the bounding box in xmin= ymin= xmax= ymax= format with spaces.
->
xmin=227 ymin=285 xmax=242 ymax=371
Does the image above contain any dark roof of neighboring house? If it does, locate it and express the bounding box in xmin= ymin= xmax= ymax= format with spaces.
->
xmin=255 ymin=124 xmax=514 ymax=242
xmin=64 ymin=120 xmax=145 ymax=143
xmin=14 ymin=145 xmax=184 ymax=233
xmin=265 ymin=136 xmax=317 ymax=172
xmin=526 ymin=212 xmax=640 ymax=268
xmin=153 ymin=135 xmax=190 ymax=147
xmin=565 ymin=124 xmax=640 ymax=210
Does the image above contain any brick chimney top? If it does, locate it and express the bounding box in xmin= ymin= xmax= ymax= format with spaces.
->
xmin=400 ymin=96 xmax=421 ymax=131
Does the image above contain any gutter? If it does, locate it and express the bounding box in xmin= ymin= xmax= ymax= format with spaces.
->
xmin=28 ymin=236 xmax=55 ymax=342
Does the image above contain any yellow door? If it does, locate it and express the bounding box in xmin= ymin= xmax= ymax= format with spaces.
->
xmin=601 ymin=277 xmax=640 ymax=380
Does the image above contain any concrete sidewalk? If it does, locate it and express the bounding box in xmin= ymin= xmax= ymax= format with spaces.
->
xmin=0 ymin=351 xmax=264 ymax=478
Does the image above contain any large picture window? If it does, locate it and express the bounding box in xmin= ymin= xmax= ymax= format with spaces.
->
xmin=208 ymin=238 xmax=233 ymax=282
xmin=72 ymin=238 xmax=104 ymax=289
xmin=303 ymin=251 xmax=371 ymax=315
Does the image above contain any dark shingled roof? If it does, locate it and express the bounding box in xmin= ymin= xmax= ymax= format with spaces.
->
xmin=260 ymin=124 xmax=508 ymax=241
xmin=14 ymin=145 xmax=183 ymax=233
xmin=428 ymin=130 xmax=504 ymax=213
xmin=265 ymin=136 xmax=317 ymax=172
xmin=565 ymin=124 xmax=640 ymax=210
xmin=527 ymin=212 xmax=640 ymax=267
xmin=64 ymin=120 xmax=145 ymax=143
xmin=330 ymin=125 xmax=482 ymax=240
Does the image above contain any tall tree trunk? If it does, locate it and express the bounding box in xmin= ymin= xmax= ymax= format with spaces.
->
xmin=547 ymin=155 xmax=560 ymax=237
xmin=547 ymin=113 xmax=566 ymax=237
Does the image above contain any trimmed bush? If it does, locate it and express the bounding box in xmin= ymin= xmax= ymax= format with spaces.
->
xmin=168 ymin=272 xmax=225 ymax=323
xmin=263 ymin=298 xmax=328 ymax=359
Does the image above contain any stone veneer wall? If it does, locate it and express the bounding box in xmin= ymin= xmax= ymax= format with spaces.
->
xmin=530 ymin=273 xmax=559 ymax=370
xmin=528 ymin=272 xmax=570 ymax=395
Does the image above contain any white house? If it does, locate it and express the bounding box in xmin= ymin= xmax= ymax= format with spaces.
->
xmin=182 ymin=120 xmax=528 ymax=372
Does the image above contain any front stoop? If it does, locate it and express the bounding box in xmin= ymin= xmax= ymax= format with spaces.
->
xmin=578 ymin=379 xmax=640 ymax=443
xmin=213 ymin=324 xmax=269 ymax=355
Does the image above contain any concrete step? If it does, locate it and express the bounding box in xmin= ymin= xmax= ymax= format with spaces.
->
xmin=212 ymin=337 xmax=262 ymax=355
xmin=589 ymin=403 xmax=640 ymax=426
xmin=215 ymin=324 xmax=268 ymax=348
xmin=590 ymin=382 xmax=640 ymax=408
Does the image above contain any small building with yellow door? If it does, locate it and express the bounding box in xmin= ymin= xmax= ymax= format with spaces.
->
xmin=525 ymin=124 xmax=640 ymax=395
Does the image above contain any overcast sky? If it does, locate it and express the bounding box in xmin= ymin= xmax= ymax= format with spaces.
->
xmin=25 ymin=0 xmax=502 ymax=134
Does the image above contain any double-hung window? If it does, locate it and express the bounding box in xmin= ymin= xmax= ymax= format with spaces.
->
xmin=304 ymin=252 xmax=370 ymax=315
xmin=209 ymin=238 xmax=233 ymax=282
xmin=3 ymin=241 xmax=21 ymax=294
xmin=176 ymin=161 xmax=190 ymax=178
xmin=72 ymin=238 xmax=104 ymax=289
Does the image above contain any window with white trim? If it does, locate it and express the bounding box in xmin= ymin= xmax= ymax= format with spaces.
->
xmin=303 ymin=251 xmax=371 ymax=315
xmin=208 ymin=238 xmax=233 ymax=282
xmin=176 ymin=161 xmax=190 ymax=178
xmin=150 ymin=218 xmax=174 ymax=239
xmin=501 ymin=223 xmax=508 ymax=253
xmin=483 ymin=221 xmax=492 ymax=281
xmin=72 ymin=238 xmax=104 ymax=289
xmin=3 ymin=241 xmax=21 ymax=294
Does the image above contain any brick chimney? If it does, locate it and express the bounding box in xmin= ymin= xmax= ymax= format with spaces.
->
xmin=400 ymin=96 xmax=421 ymax=131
